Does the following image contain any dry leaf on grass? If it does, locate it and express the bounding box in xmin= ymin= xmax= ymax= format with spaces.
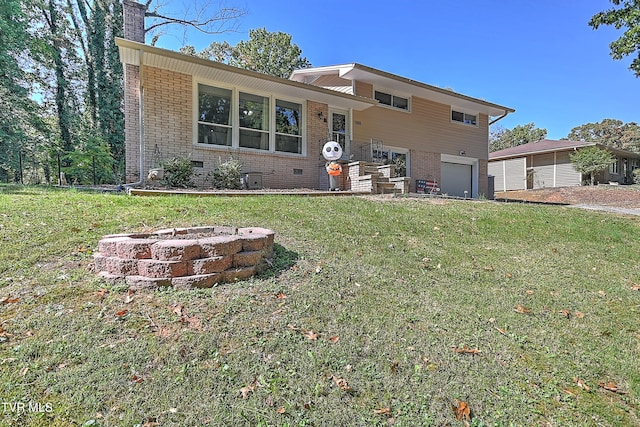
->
xmin=559 ymin=309 xmax=571 ymax=318
xmin=373 ymin=407 xmax=392 ymax=415
xmin=631 ymin=283 xmax=640 ymax=291
xmin=451 ymin=399 xmax=471 ymax=421
xmin=303 ymin=330 xmax=319 ymax=341
xmin=240 ymin=378 xmax=260 ymax=399
xmin=124 ymin=289 xmax=135 ymax=304
xmin=574 ymin=377 xmax=590 ymax=391
xmin=452 ymin=345 xmax=481 ymax=355
xmin=1 ymin=296 xmax=20 ymax=304
xmin=574 ymin=311 xmax=585 ymax=319
xmin=328 ymin=335 xmax=340 ymax=343
xmin=94 ymin=289 xmax=108 ymax=299
xmin=331 ymin=375 xmax=352 ymax=391
xmin=115 ymin=309 xmax=128 ymax=317
xmin=276 ymin=407 xmax=286 ymax=414
xmin=274 ymin=292 xmax=287 ymax=299
xmin=514 ymin=305 xmax=532 ymax=314
xmin=599 ymin=381 xmax=628 ymax=394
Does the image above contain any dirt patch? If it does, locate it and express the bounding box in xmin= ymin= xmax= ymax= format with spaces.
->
xmin=496 ymin=185 xmax=640 ymax=208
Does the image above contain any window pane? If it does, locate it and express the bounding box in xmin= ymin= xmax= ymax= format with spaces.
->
xmin=464 ymin=113 xmax=477 ymax=125
xmin=198 ymin=84 xmax=231 ymax=125
xmin=198 ymin=123 xmax=231 ymax=146
xmin=276 ymin=100 xmax=301 ymax=135
xmin=451 ymin=110 xmax=464 ymax=122
xmin=239 ymin=92 xmax=269 ymax=131
xmin=393 ymin=96 xmax=408 ymax=110
xmin=239 ymin=129 xmax=269 ymax=150
xmin=374 ymin=91 xmax=392 ymax=106
xmin=276 ymin=134 xmax=302 ymax=154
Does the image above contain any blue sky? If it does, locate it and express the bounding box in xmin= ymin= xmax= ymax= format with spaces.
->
xmin=153 ymin=0 xmax=639 ymax=140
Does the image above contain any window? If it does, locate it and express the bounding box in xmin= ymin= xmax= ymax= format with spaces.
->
xmin=375 ymin=90 xmax=409 ymax=111
xmin=275 ymin=99 xmax=302 ymax=154
xmin=198 ymin=84 xmax=232 ymax=145
xmin=610 ymin=158 xmax=619 ymax=174
xmin=451 ymin=109 xmax=477 ymax=126
xmin=239 ymin=92 xmax=269 ymax=150
xmin=196 ymin=83 xmax=305 ymax=155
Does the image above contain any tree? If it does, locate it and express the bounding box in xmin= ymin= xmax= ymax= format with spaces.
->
xmin=569 ymin=146 xmax=616 ymax=185
xmin=589 ymin=0 xmax=640 ymax=77
xmin=566 ymin=119 xmax=640 ymax=152
xmin=144 ymin=1 xmax=247 ymax=46
xmin=489 ymin=123 xmax=547 ymax=152
xmin=185 ymin=28 xmax=312 ymax=78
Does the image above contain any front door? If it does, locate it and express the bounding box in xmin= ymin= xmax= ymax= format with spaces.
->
xmin=330 ymin=109 xmax=349 ymax=155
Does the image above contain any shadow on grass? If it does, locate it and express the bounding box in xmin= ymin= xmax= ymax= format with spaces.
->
xmin=259 ymin=243 xmax=299 ymax=279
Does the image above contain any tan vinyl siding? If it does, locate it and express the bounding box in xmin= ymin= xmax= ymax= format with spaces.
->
xmin=555 ymin=152 xmax=581 ymax=186
xmin=504 ymin=158 xmax=526 ymax=190
xmin=532 ymin=153 xmax=554 ymax=189
xmin=354 ymin=81 xmax=373 ymax=98
xmin=352 ymin=96 xmax=489 ymax=160
xmin=488 ymin=161 xmax=504 ymax=192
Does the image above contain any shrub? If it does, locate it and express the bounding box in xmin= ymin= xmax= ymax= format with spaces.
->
xmin=162 ymin=156 xmax=194 ymax=188
xmin=210 ymin=158 xmax=242 ymax=189
xmin=633 ymin=168 xmax=640 ymax=184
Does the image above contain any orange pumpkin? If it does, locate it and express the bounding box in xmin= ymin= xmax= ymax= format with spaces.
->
xmin=326 ymin=162 xmax=342 ymax=176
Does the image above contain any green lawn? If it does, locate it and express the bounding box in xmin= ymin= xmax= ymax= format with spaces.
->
xmin=0 ymin=186 xmax=639 ymax=426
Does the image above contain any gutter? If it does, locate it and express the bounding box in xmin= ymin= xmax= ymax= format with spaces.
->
xmin=489 ymin=110 xmax=509 ymax=126
xmin=125 ymin=49 xmax=145 ymax=193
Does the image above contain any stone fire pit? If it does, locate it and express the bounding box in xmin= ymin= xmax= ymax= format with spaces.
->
xmin=94 ymin=226 xmax=275 ymax=290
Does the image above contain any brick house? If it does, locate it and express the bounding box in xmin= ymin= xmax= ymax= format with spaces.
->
xmin=118 ymin=0 xmax=514 ymax=197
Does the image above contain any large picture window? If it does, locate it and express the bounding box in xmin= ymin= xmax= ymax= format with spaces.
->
xmin=239 ymin=92 xmax=269 ymax=150
xmin=275 ymin=99 xmax=302 ymax=154
xmin=198 ymin=84 xmax=232 ymax=145
xmin=196 ymin=83 xmax=305 ymax=155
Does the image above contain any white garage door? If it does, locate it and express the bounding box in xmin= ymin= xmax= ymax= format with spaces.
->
xmin=441 ymin=162 xmax=472 ymax=197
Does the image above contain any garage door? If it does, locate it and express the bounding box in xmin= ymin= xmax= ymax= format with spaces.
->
xmin=441 ymin=162 xmax=472 ymax=197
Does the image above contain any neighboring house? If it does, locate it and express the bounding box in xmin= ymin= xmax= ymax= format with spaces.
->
xmin=117 ymin=0 xmax=514 ymax=197
xmin=488 ymin=139 xmax=640 ymax=191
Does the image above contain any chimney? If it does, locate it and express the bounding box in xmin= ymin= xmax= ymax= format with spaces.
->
xmin=123 ymin=0 xmax=146 ymax=43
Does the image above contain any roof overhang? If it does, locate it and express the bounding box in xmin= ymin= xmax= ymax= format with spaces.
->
xmin=115 ymin=38 xmax=378 ymax=111
xmin=291 ymin=63 xmax=515 ymax=118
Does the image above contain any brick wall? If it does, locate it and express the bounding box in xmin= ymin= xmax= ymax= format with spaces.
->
xmin=127 ymin=65 xmax=333 ymax=189
xmin=409 ymin=150 xmax=441 ymax=192
xmin=478 ymin=159 xmax=488 ymax=197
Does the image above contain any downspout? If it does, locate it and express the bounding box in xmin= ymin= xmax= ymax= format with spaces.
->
xmin=489 ymin=110 xmax=509 ymax=126
xmin=125 ymin=49 xmax=145 ymax=192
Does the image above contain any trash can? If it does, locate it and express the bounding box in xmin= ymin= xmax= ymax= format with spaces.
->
xmin=487 ymin=175 xmax=495 ymax=200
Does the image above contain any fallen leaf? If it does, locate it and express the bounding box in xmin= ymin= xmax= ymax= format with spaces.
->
xmin=599 ymin=381 xmax=628 ymax=394
xmin=303 ymin=401 xmax=312 ymax=410
xmin=525 ymin=290 xmax=534 ymax=295
xmin=484 ymin=265 xmax=494 ymax=271
xmin=559 ymin=310 xmax=571 ymax=318
xmin=170 ymin=304 xmax=183 ymax=316
xmin=124 ymin=289 xmax=135 ymax=304
xmin=452 ymin=345 xmax=481 ymax=355
xmin=495 ymin=327 xmax=507 ymax=335
xmin=574 ymin=377 xmax=590 ymax=391
xmin=631 ymin=284 xmax=640 ymax=291
xmin=331 ymin=375 xmax=352 ymax=391
xmin=265 ymin=395 xmax=274 ymax=407
xmin=514 ymin=305 xmax=532 ymax=314
xmin=1 ymin=296 xmax=20 ymax=304
xmin=20 ymin=366 xmax=29 ymax=376
xmin=303 ymin=330 xmax=318 ymax=341
xmin=274 ymin=292 xmax=287 ymax=299
xmin=132 ymin=374 xmax=144 ymax=383
xmin=374 ymin=407 xmax=392 ymax=415
xmin=598 ymin=290 xmax=607 ymax=297
xmin=328 ymin=335 xmax=340 ymax=343
xmin=115 ymin=309 xmax=128 ymax=317
xmin=390 ymin=361 xmax=399 ymax=373
xmin=451 ymin=399 xmax=471 ymax=421
xmin=505 ymin=273 xmax=513 ymax=278
xmin=574 ymin=311 xmax=585 ymax=319
xmin=240 ymin=378 xmax=259 ymax=399
xmin=141 ymin=418 xmax=159 ymax=427
xmin=276 ymin=407 xmax=286 ymax=414
xmin=287 ymin=323 xmax=299 ymax=331
xmin=94 ymin=289 xmax=108 ymax=299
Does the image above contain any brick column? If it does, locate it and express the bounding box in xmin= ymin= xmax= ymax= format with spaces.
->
xmin=123 ymin=0 xmax=145 ymax=43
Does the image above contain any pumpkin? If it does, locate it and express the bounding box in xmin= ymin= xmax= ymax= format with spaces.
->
xmin=326 ymin=162 xmax=342 ymax=176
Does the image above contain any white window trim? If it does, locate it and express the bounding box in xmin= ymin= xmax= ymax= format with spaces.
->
xmin=373 ymin=88 xmax=411 ymax=112
xmin=193 ymin=79 xmax=307 ymax=157
xmin=451 ymin=107 xmax=479 ymax=127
